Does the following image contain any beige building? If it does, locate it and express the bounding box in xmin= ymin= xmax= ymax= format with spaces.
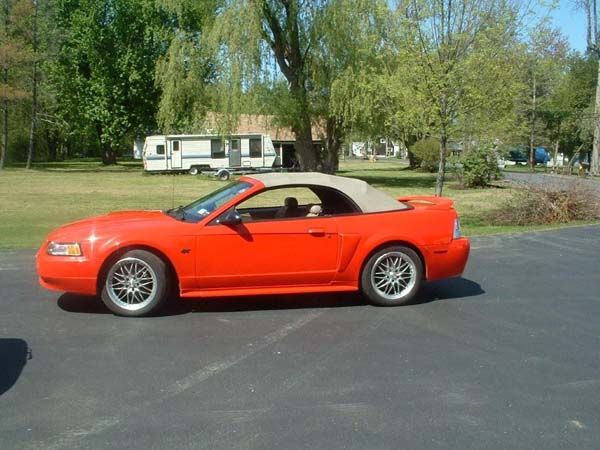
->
xmin=204 ymin=113 xmax=323 ymax=167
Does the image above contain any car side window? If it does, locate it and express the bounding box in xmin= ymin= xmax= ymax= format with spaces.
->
xmin=236 ymin=187 xmax=321 ymax=222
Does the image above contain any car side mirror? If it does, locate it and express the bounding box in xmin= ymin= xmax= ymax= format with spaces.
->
xmin=216 ymin=208 xmax=242 ymax=226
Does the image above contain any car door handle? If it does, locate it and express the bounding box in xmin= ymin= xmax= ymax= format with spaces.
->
xmin=308 ymin=228 xmax=325 ymax=236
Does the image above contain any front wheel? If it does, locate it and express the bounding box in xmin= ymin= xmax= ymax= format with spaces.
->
xmin=100 ymin=250 xmax=170 ymax=316
xmin=361 ymin=246 xmax=423 ymax=306
xmin=189 ymin=166 xmax=200 ymax=175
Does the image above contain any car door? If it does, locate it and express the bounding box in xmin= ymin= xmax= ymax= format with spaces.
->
xmin=195 ymin=215 xmax=339 ymax=290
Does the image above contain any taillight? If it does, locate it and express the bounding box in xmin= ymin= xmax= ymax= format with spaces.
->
xmin=453 ymin=218 xmax=461 ymax=239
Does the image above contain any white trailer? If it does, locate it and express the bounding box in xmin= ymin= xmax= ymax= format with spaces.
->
xmin=142 ymin=133 xmax=278 ymax=176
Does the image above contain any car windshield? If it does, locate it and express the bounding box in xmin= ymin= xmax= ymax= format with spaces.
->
xmin=166 ymin=181 xmax=252 ymax=222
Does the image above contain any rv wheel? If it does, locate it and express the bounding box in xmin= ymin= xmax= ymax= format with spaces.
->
xmin=218 ymin=170 xmax=231 ymax=181
xmin=189 ymin=167 xmax=200 ymax=176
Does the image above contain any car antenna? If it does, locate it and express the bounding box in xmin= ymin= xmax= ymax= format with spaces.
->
xmin=172 ymin=174 xmax=175 ymax=210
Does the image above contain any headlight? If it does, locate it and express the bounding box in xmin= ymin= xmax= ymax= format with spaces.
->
xmin=46 ymin=242 xmax=82 ymax=256
xmin=453 ymin=218 xmax=461 ymax=239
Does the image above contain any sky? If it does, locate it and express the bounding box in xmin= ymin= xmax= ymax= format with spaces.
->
xmin=546 ymin=0 xmax=588 ymax=52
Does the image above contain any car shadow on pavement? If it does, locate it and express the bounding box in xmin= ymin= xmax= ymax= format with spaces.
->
xmin=57 ymin=292 xmax=368 ymax=316
xmin=418 ymin=277 xmax=484 ymax=304
xmin=57 ymin=277 xmax=483 ymax=316
xmin=0 ymin=338 xmax=30 ymax=396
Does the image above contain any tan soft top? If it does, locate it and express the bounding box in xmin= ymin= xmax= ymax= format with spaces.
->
xmin=246 ymin=172 xmax=408 ymax=213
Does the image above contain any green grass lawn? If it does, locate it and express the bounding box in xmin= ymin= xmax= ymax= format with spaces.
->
xmin=0 ymin=159 xmax=595 ymax=249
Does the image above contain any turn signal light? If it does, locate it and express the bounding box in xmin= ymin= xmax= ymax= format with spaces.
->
xmin=46 ymin=242 xmax=82 ymax=257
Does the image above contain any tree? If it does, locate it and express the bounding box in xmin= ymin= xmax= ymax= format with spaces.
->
xmin=210 ymin=0 xmax=386 ymax=173
xmin=546 ymin=53 xmax=597 ymax=163
xmin=51 ymin=0 xmax=167 ymax=164
xmin=523 ymin=24 xmax=568 ymax=171
xmin=26 ymin=0 xmax=38 ymax=169
xmin=399 ymin=0 xmax=524 ymax=196
xmin=259 ymin=1 xmax=319 ymax=170
xmin=12 ymin=0 xmax=42 ymax=169
xmin=578 ymin=0 xmax=600 ymax=175
xmin=154 ymin=0 xmax=218 ymax=133
xmin=0 ymin=0 xmax=29 ymax=170
xmin=310 ymin=0 xmax=389 ymax=172
xmin=203 ymin=0 xmax=319 ymax=169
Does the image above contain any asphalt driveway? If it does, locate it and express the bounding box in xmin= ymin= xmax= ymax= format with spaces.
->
xmin=1 ymin=225 xmax=599 ymax=450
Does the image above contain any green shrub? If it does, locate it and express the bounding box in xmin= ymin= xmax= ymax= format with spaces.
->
xmin=461 ymin=143 xmax=502 ymax=187
xmin=410 ymin=138 xmax=440 ymax=172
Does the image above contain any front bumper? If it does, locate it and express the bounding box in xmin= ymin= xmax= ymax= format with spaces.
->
xmin=36 ymin=246 xmax=97 ymax=296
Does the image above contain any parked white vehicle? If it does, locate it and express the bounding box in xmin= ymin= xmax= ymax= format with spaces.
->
xmin=142 ymin=133 xmax=278 ymax=176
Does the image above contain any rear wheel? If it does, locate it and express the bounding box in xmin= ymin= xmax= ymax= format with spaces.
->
xmin=217 ymin=170 xmax=231 ymax=181
xmin=361 ymin=246 xmax=423 ymax=306
xmin=189 ymin=166 xmax=200 ymax=175
xmin=100 ymin=250 xmax=170 ymax=316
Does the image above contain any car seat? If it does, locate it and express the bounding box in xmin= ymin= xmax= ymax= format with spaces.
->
xmin=275 ymin=197 xmax=299 ymax=218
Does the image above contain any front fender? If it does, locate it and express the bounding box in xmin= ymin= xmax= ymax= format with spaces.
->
xmin=95 ymin=235 xmax=196 ymax=290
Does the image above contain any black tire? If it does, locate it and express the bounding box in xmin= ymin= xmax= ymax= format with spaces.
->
xmin=218 ymin=170 xmax=231 ymax=181
xmin=100 ymin=249 xmax=170 ymax=317
xmin=361 ymin=245 xmax=423 ymax=306
xmin=189 ymin=166 xmax=200 ymax=176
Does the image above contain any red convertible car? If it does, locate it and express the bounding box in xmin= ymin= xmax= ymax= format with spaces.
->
xmin=36 ymin=173 xmax=469 ymax=316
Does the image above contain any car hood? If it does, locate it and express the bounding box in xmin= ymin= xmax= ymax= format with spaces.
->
xmin=45 ymin=210 xmax=172 ymax=241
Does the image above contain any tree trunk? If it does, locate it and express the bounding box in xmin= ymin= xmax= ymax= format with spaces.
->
xmin=1 ymin=0 xmax=9 ymax=171
xmin=591 ymin=59 xmax=600 ymax=176
xmin=289 ymin=83 xmax=317 ymax=171
xmin=292 ymin=118 xmax=316 ymax=171
xmin=26 ymin=113 xmax=36 ymax=169
xmin=435 ymin=133 xmax=448 ymax=197
xmin=96 ymin=123 xmax=116 ymax=165
xmin=259 ymin=1 xmax=318 ymax=172
xmin=0 ymin=96 xmax=6 ymax=171
xmin=529 ymin=72 xmax=537 ymax=172
xmin=404 ymin=135 xmax=418 ymax=169
xmin=47 ymin=129 xmax=57 ymax=162
xmin=552 ymin=140 xmax=560 ymax=173
xmin=26 ymin=65 xmax=37 ymax=169
xmin=26 ymin=0 xmax=38 ymax=170
xmin=322 ymin=116 xmax=341 ymax=174
xmin=407 ymin=150 xmax=417 ymax=169
xmin=101 ymin=143 xmax=116 ymax=165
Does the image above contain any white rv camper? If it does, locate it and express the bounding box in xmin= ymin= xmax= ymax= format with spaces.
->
xmin=142 ymin=134 xmax=278 ymax=175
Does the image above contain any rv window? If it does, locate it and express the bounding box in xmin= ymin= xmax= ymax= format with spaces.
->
xmin=211 ymin=139 xmax=225 ymax=159
xmin=249 ymin=138 xmax=262 ymax=158
xmin=172 ymin=141 xmax=180 ymax=151
xmin=156 ymin=144 xmax=165 ymax=155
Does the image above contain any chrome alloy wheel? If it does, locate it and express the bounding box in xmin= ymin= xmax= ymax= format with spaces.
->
xmin=370 ymin=251 xmax=417 ymax=300
xmin=106 ymin=257 xmax=158 ymax=311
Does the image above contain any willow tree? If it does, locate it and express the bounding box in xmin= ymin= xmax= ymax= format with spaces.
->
xmin=311 ymin=0 xmax=389 ymax=172
xmin=400 ymin=0 xmax=525 ymax=196
xmin=207 ymin=0 xmax=319 ymax=170
xmin=209 ymin=0 xmax=386 ymax=172
xmin=154 ymin=0 xmax=219 ymax=133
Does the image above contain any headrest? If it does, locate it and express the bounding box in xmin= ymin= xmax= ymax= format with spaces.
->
xmin=307 ymin=205 xmax=322 ymax=216
xmin=284 ymin=197 xmax=298 ymax=208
